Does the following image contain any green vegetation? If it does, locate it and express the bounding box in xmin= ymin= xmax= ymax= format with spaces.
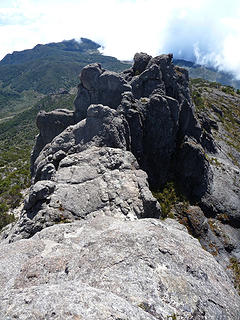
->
xmin=221 ymin=107 xmax=240 ymax=154
xmin=0 ymin=202 xmax=15 ymax=231
xmin=0 ymin=92 xmax=75 ymax=231
xmin=167 ymin=314 xmax=178 ymax=320
xmin=205 ymin=154 xmax=222 ymax=167
xmin=0 ymin=39 xmax=130 ymax=95
xmin=56 ymin=213 xmax=71 ymax=224
xmin=138 ymin=302 xmax=152 ymax=312
xmin=208 ymin=242 xmax=219 ymax=257
xmin=152 ymin=182 xmax=188 ymax=219
xmin=208 ymin=81 xmax=221 ymax=89
xmin=192 ymin=89 xmax=205 ymax=111
xmin=212 ymin=91 xmax=240 ymax=155
xmin=138 ymin=302 xmax=159 ymax=318
xmin=0 ymin=86 xmax=43 ymax=119
xmin=190 ymin=78 xmax=240 ymax=162
xmin=221 ymin=85 xmax=235 ymax=95
xmin=228 ymin=257 xmax=240 ymax=294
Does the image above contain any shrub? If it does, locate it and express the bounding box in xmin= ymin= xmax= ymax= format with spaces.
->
xmin=209 ymin=81 xmax=221 ymax=88
xmin=221 ymin=86 xmax=235 ymax=95
xmin=228 ymin=257 xmax=240 ymax=295
xmin=192 ymin=90 xmax=205 ymax=110
xmin=0 ymin=202 xmax=15 ymax=231
xmin=152 ymin=182 xmax=188 ymax=219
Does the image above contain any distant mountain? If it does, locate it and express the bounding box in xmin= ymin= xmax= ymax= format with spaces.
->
xmin=0 ymin=38 xmax=130 ymax=118
xmin=0 ymin=38 xmax=129 ymax=92
xmin=0 ymin=38 xmax=101 ymax=66
xmin=173 ymin=58 xmax=240 ymax=89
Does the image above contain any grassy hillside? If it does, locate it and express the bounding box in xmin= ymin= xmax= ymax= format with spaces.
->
xmin=190 ymin=78 xmax=240 ymax=163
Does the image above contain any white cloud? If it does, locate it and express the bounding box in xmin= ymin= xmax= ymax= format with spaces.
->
xmin=1 ymin=0 xmax=240 ymax=77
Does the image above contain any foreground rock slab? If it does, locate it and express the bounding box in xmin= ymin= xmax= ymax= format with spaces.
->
xmin=0 ymin=216 xmax=239 ymax=320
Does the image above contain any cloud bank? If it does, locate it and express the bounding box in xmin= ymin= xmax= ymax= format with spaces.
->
xmin=1 ymin=0 xmax=240 ymax=77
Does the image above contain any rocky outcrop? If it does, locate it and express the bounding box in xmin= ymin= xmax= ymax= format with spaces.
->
xmin=74 ymin=63 xmax=132 ymax=120
xmin=1 ymin=52 xmax=240 ymax=318
xmin=1 ymin=216 xmax=240 ymax=319
xmin=3 ymin=146 xmax=160 ymax=242
xmin=31 ymin=109 xmax=75 ymax=171
xmin=31 ymin=104 xmax=130 ymax=183
xmin=73 ymin=53 xmax=206 ymax=191
xmin=175 ymin=137 xmax=212 ymax=199
xmin=31 ymin=52 xmax=209 ymax=193
xmin=5 ymin=52 xmax=240 ymax=259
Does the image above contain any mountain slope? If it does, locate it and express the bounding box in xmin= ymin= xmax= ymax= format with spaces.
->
xmin=174 ymin=58 xmax=240 ymax=89
xmin=0 ymin=38 xmax=131 ymax=118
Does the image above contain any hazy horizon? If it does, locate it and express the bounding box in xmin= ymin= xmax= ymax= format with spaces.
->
xmin=1 ymin=0 xmax=240 ymax=78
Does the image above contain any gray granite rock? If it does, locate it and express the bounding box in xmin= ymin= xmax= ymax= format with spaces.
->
xmin=133 ymin=52 xmax=152 ymax=74
xmin=0 ymin=216 xmax=239 ymax=319
xmin=32 ymin=104 xmax=130 ymax=183
xmin=201 ymin=159 xmax=240 ymax=225
xmin=31 ymin=109 xmax=75 ymax=174
xmin=120 ymin=91 xmax=180 ymax=186
xmin=176 ymin=137 xmax=213 ymax=199
xmin=35 ymin=57 xmax=203 ymax=190
xmin=2 ymin=147 xmax=161 ymax=242
xmin=74 ymin=63 xmax=131 ymax=121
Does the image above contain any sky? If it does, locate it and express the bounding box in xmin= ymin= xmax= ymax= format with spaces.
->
xmin=1 ymin=0 xmax=240 ymax=77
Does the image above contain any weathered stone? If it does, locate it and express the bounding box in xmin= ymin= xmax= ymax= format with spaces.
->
xmin=201 ymin=160 xmax=240 ymax=226
xmin=36 ymin=109 xmax=75 ymax=145
xmin=72 ymin=53 xmax=207 ymax=192
xmin=31 ymin=109 xmax=75 ymax=174
xmin=3 ymin=147 xmax=161 ymax=242
xmin=80 ymin=62 xmax=102 ymax=91
xmin=130 ymin=64 xmax=165 ymax=99
xmin=24 ymin=180 xmax=55 ymax=211
xmin=74 ymin=63 xmax=131 ymax=121
xmin=176 ymin=137 xmax=212 ymax=199
xmin=132 ymin=52 xmax=152 ymax=74
xmin=32 ymin=104 xmax=130 ymax=183
xmin=0 ymin=217 xmax=239 ymax=319
xmin=117 ymin=91 xmax=182 ymax=187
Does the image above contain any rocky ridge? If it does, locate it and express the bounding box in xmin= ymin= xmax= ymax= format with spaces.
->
xmin=1 ymin=53 xmax=240 ymax=319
